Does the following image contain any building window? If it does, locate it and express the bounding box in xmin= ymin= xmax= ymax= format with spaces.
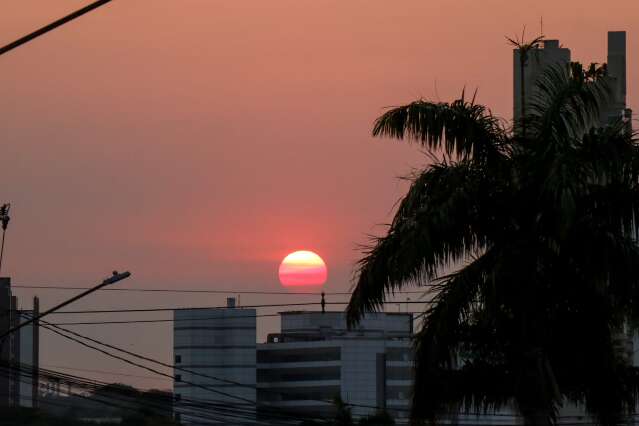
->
xmin=175 ymin=354 xmax=182 ymax=364
xmin=175 ymin=374 xmax=182 ymax=382
xmin=385 ymin=347 xmax=411 ymax=362
xmin=386 ymin=367 xmax=413 ymax=381
xmin=258 ymin=366 xmax=340 ymax=382
xmin=257 ymin=347 xmax=340 ymax=363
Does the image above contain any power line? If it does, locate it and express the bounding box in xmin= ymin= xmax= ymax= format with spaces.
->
xmin=0 ymin=365 xmax=175 ymax=420
xmin=14 ymin=360 xmax=618 ymax=426
xmin=0 ymin=271 xmax=131 ymax=340
xmin=0 ymin=363 xmax=613 ymax=426
xmin=37 ymin=317 xmax=413 ymax=418
xmin=27 ymin=320 xmax=617 ymax=425
xmin=0 ymin=300 xmax=427 ymax=324
xmin=51 ymin=312 xmax=283 ymax=326
xmin=0 ymin=363 xmax=266 ymax=425
xmin=37 ymin=316 xmax=401 ymax=417
xmin=2 ymin=302 xmax=323 ymax=317
xmin=39 ymin=322 xmax=253 ymax=403
xmin=12 ymin=284 xmax=430 ymax=296
xmin=37 ymin=320 xmax=323 ymax=424
xmin=40 ymin=364 xmax=172 ymax=381
xmin=51 ymin=302 xmax=329 ymax=314
xmin=43 ymin=300 xmax=430 ymax=315
xmin=0 ymin=0 xmax=114 ymax=56
xmin=18 ymin=316 xmax=635 ymax=424
xmin=51 ymin=311 xmax=427 ymax=326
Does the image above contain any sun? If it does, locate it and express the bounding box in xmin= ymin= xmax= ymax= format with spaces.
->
xmin=278 ymin=250 xmax=327 ymax=289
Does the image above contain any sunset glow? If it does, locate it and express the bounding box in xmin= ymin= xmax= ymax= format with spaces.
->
xmin=278 ymin=250 xmax=327 ymax=288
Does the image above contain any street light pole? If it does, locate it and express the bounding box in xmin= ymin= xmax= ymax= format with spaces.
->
xmin=0 ymin=270 xmax=130 ymax=340
xmin=0 ymin=204 xmax=10 ymax=276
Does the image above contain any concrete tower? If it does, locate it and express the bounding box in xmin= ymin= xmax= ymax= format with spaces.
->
xmin=604 ymin=31 xmax=632 ymax=128
xmin=513 ymin=39 xmax=571 ymax=122
xmin=173 ymin=298 xmax=257 ymax=424
xmin=514 ymin=32 xmax=631 ymax=132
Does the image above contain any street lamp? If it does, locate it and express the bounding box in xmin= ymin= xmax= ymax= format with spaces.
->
xmin=0 ymin=203 xmax=10 ymax=275
xmin=0 ymin=270 xmax=131 ymax=340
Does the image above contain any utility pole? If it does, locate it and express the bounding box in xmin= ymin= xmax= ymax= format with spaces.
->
xmin=0 ymin=271 xmax=130 ymax=406
xmin=31 ymin=297 xmax=39 ymax=409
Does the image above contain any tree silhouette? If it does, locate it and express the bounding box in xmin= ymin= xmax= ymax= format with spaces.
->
xmin=347 ymin=61 xmax=639 ymax=426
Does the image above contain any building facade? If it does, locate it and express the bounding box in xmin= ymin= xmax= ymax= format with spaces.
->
xmin=173 ymin=299 xmax=257 ymax=424
xmin=173 ymin=308 xmax=414 ymax=424
xmin=256 ymin=311 xmax=413 ymax=422
xmin=513 ymin=31 xmax=631 ymax=129
xmin=513 ymin=38 xmax=571 ymax=123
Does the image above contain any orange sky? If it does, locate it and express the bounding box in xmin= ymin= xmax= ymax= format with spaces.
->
xmin=2 ymin=0 xmax=638 ymax=388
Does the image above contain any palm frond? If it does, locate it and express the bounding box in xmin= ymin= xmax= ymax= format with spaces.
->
xmin=372 ymin=98 xmax=505 ymax=161
xmin=527 ymin=62 xmax=613 ymax=143
xmin=412 ymin=249 xmax=510 ymax=422
xmin=581 ymin=365 xmax=639 ymax=426
xmin=347 ymin=160 xmax=492 ymax=326
xmin=411 ymin=361 xmax=514 ymax=425
xmin=352 ymin=59 xmax=639 ymax=425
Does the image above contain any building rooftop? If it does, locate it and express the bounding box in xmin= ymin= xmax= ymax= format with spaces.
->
xmin=266 ymin=311 xmax=413 ymax=343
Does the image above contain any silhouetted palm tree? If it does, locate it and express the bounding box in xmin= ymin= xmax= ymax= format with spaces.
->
xmin=347 ymin=62 xmax=639 ymax=426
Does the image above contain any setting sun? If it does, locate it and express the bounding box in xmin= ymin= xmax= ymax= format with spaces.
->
xmin=278 ymin=250 xmax=327 ymax=288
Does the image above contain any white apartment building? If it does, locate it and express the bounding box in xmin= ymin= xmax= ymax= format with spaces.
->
xmin=256 ymin=311 xmax=413 ymax=422
xmin=173 ymin=298 xmax=257 ymax=425
xmin=173 ymin=308 xmax=413 ymax=424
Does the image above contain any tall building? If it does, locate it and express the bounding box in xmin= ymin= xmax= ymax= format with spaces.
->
xmin=257 ymin=311 xmax=413 ymax=422
xmin=513 ymin=39 xmax=571 ymax=122
xmin=173 ymin=308 xmax=413 ymax=424
xmin=0 ymin=277 xmax=40 ymax=408
xmin=604 ymin=31 xmax=632 ymax=127
xmin=513 ymin=32 xmax=631 ymax=129
xmin=173 ymin=298 xmax=257 ymax=425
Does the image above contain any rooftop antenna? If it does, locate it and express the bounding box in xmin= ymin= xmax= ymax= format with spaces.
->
xmin=0 ymin=204 xmax=10 ymax=275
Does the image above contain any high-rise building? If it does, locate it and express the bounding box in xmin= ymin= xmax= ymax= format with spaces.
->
xmin=604 ymin=31 xmax=632 ymax=128
xmin=513 ymin=32 xmax=631 ymax=129
xmin=257 ymin=311 xmax=413 ymax=422
xmin=173 ymin=308 xmax=413 ymax=424
xmin=513 ymin=39 xmax=571 ymax=123
xmin=173 ymin=298 xmax=257 ymax=425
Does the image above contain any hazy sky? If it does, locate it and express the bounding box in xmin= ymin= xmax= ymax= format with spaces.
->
xmin=2 ymin=0 xmax=638 ymax=389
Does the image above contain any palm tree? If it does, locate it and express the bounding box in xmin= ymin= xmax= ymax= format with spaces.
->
xmin=346 ymin=61 xmax=639 ymax=426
